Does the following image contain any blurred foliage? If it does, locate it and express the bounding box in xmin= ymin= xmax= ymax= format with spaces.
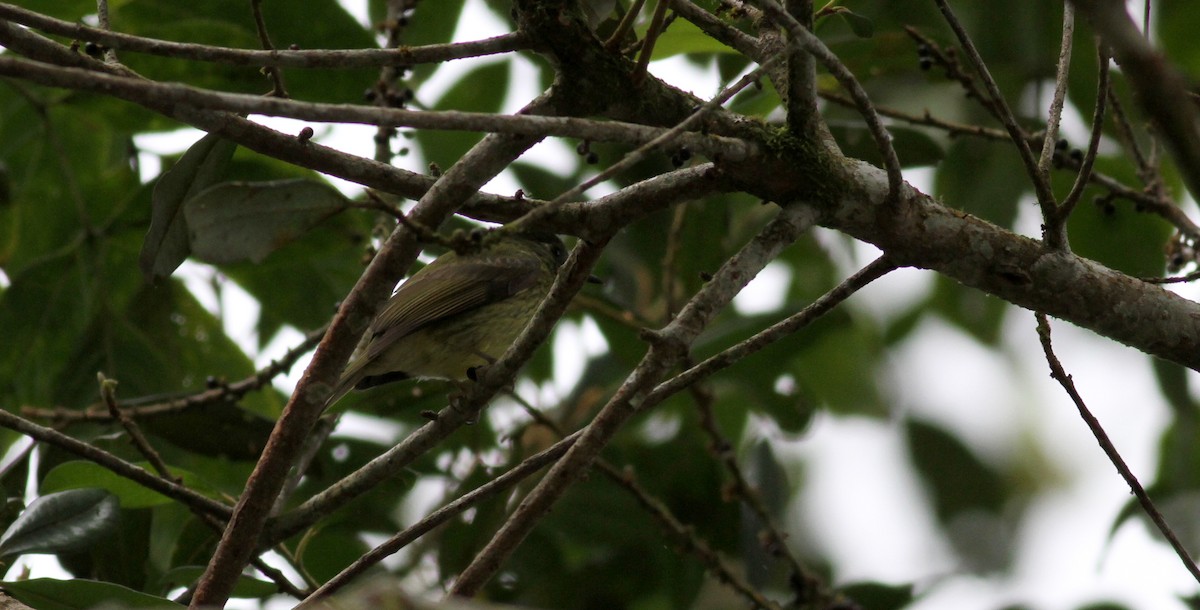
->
xmin=0 ymin=0 xmax=1194 ymax=609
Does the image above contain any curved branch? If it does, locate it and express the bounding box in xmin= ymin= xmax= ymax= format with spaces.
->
xmin=0 ymin=410 xmax=232 ymax=520
xmin=0 ymin=3 xmax=527 ymax=69
xmin=0 ymin=57 xmax=755 ymax=163
xmin=22 ymin=326 xmax=326 ymax=422
xmin=815 ymin=160 xmax=1200 ymax=372
xmin=933 ymin=0 xmax=1061 ymax=245
xmin=1072 ymin=0 xmax=1200 ymax=204
xmin=1037 ymin=3 xmax=1075 ymax=180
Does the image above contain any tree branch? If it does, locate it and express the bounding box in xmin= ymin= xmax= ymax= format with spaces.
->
xmin=814 ymin=160 xmax=1200 ymax=372
xmin=0 ymin=57 xmax=754 ymax=163
xmin=0 ymin=409 xmax=232 ymax=520
xmin=0 ymin=3 xmax=527 ymax=69
xmin=1072 ymin=0 xmax=1200 ymax=204
xmin=1035 ymin=313 xmax=1200 ymax=584
xmin=1037 ymin=2 xmax=1075 ymax=181
xmin=933 ymin=0 xmax=1061 ymax=246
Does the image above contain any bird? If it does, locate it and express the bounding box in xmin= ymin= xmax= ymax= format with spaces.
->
xmin=324 ymin=231 xmax=568 ymax=408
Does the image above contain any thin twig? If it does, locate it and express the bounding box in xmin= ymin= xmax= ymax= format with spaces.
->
xmin=1072 ymin=0 xmax=1200 ymax=206
xmin=511 ymin=394 xmax=786 ymax=610
xmin=821 ymin=91 xmax=1011 ymax=140
xmin=0 ymin=409 xmax=232 ymax=519
xmin=1056 ymin=43 xmax=1110 ymax=225
xmin=633 ymin=0 xmax=672 ymax=83
xmin=504 ymin=58 xmax=775 ymax=238
xmin=755 ymin=0 xmax=903 ymax=202
xmin=249 ymin=0 xmax=288 ymax=97
xmin=605 ymin=0 xmax=648 ymax=50
xmin=933 ymin=0 xmax=1060 ymax=246
xmin=0 ymin=2 xmax=527 ymax=68
xmin=301 ymin=430 xmax=583 ymax=602
xmin=662 ymin=201 xmax=690 ymax=321
xmin=271 ymin=415 xmax=338 ymax=516
xmin=370 ymin=0 xmax=416 ymax=164
xmin=783 ymin=0 xmax=818 ymax=138
xmin=1034 ymin=313 xmax=1200 ymax=585
xmin=1038 ymin=3 xmax=1075 ymax=181
xmin=693 ymin=385 xmax=821 ymax=606
xmin=23 ymin=325 xmax=325 ymax=422
xmin=97 ymin=374 xmax=178 ymax=482
xmin=0 ymin=57 xmax=754 ymax=163
xmin=1142 ymin=267 xmax=1200 ymax=285
xmin=1047 ymin=149 xmax=1200 ymax=244
xmin=1106 ymin=86 xmax=1163 ymax=199
xmin=94 ymin=0 xmax=118 ymax=64
xmin=599 ymin=461 xmax=784 ymax=610
xmin=670 ymin=0 xmax=765 ymax=61
xmin=644 ymin=255 xmax=897 ymax=410
xmin=904 ymin=28 xmax=995 ymax=112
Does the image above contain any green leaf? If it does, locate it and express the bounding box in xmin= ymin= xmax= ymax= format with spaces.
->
xmin=140 ymin=400 xmax=275 ymax=461
xmin=840 ymin=582 xmax=914 ymax=610
xmin=41 ymin=463 xmax=170 ymax=509
xmin=934 ymin=139 xmax=1027 ymax=228
xmin=0 ymin=489 xmax=119 ymax=557
xmin=718 ymin=373 xmax=812 ymax=434
xmin=1059 ymin=157 xmax=1170 ymax=277
xmin=111 ymin=0 xmax=376 ymax=103
xmin=222 ymin=211 xmax=369 ymax=344
xmin=650 ymin=18 xmax=745 ymax=58
xmin=0 ymin=92 xmax=142 ymax=277
xmin=906 ymin=418 xmax=1006 ymax=521
xmin=1148 ymin=408 xmax=1200 ymax=494
xmin=1153 ymin=359 xmax=1194 ymax=414
xmin=0 ymin=256 xmax=88 ymax=405
xmin=50 ymin=280 xmax=258 ymax=408
xmin=159 ymin=566 xmax=275 ymax=599
xmin=140 ymin=133 xmax=237 ymax=280
xmin=184 ymin=179 xmax=347 ymax=265
xmin=927 ymin=275 xmax=1009 ymax=345
xmin=40 ymin=462 xmax=214 ymax=509
xmin=837 ymin=9 xmax=875 ymax=38
xmin=828 ymin=121 xmax=944 ymax=169
xmin=906 ymin=418 xmax=1013 ymax=572
xmin=788 ymin=313 xmax=886 ymax=416
xmin=1 ymin=578 xmax=181 ymax=610
xmin=298 ymin=525 xmax=370 ymax=583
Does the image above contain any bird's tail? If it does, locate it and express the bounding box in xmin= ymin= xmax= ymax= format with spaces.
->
xmin=323 ymin=358 xmax=367 ymax=409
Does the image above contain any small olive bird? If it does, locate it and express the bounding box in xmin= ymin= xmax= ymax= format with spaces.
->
xmin=324 ymin=232 xmax=568 ymax=408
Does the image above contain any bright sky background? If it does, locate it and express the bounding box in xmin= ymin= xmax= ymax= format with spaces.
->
xmin=10 ymin=1 xmax=1200 ymax=608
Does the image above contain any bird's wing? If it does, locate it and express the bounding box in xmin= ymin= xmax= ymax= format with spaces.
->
xmin=364 ymin=255 xmax=541 ymax=359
